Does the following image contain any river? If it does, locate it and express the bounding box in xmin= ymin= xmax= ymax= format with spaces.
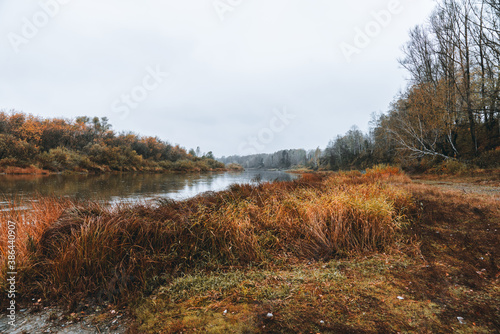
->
xmin=0 ymin=170 xmax=298 ymax=209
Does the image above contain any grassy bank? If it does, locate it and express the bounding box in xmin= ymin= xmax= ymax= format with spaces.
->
xmin=0 ymin=159 xmax=233 ymax=175
xmin=1 ymin=167 xmax=499 ymax=332
xmin=133 ymin=175 xmax=499 ymax=333
xmin=0 ymin=168 xmax=411 ymax=302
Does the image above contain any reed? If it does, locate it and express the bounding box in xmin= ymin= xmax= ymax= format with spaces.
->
xmin=0 ymin=166 xmax=414 ymax=306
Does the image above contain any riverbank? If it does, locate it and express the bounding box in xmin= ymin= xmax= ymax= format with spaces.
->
xmin=1 ymin=167 xmax=498 ymax=333
xmin=0 ymin=166 xmax=51 ymax=175
xmin=131 ymin=172 xmax=499 ymax=333
xmin=0 ymin=163 xmax=243 ymax=175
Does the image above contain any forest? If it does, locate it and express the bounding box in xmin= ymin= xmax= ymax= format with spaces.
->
xmin=326 ymin=0 xmax=500 ymax=171
xmin=0 ymin=112 xmax=224 ymax=173
xmin=223 ymin=0 xmax=500 ymax=172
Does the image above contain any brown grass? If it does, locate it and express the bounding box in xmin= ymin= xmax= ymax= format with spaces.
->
xmin=0 ymin=166 xmax=50 ymax=175
xmin=0 ymin=167 xmax=413 ymax=308
xmin=0 ymin=196 xmax=74 ymax=265
xmin=131 ymin=175 xmax=499 ymax=333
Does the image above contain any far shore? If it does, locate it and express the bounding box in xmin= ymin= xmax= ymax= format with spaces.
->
xmin=0 ymin=165 xmax=244 ymax=176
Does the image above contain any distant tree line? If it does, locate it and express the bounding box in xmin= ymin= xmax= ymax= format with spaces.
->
xmin=219 ymin=148 xmax=322 ymax=170
xmin=218 ymin=127 xmax=377 ymax=171
xmin=0 ymin=111 xmax=224 ymax=173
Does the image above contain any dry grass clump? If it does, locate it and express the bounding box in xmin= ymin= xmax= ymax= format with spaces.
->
xmin=0 ymin=166 xmax=50 ymax=174
xmin=0 ymin=166 xmax=414 ymax=307
xmin=0 ymin=196 xmax=74 ymax=265
xmin=134 ymin=174 xmax=500 ymax=333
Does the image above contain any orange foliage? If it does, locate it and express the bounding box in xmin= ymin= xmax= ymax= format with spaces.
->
xmin=0 ymin=111 xmax=219 ymax=173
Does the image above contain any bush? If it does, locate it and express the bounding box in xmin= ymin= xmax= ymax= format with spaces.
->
xmin=171 ymin=159 xmax=198 ymax=172
xmin=0 ymin=134 xmax=39 ymax=163
xmin=363 ymin=164 xmax=404 ymax=179
xmin=474 ymin=148 xmax=500 ymax=168
xmin=39 ymin=147 xmax=86 ymax=171
xmin=430 ymin=159 xmax=470 ymax=175
xmin=226 ymin=163 xmax=244 ymax=171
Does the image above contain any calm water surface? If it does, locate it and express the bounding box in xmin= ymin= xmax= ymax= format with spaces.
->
xmin=0 ymin=170 xmax=297 ymax=209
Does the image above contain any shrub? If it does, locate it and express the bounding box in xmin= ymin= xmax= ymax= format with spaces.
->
xmin=39 ymin=147 xmax=87 ymax=171
xmin=430 ymin=159 xmax=470 ymax=175
xmin=171 ymin=159 xmax=198 ymax=172
xmin=363 ymin=164 xmax=405 ymax=180
xmin=226 ymin=163 xmax=244 ymax=171
xmin=0 ymin=134 xmax=39 ymax=163
xmin=474 ymin=148 xmax=500 ymax=168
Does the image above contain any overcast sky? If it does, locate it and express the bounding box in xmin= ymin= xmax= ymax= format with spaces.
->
xmin=0 ymin=0 xmax=436 ymax=157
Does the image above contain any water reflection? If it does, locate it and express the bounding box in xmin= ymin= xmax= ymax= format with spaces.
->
xmin=0 ymin=170 xmax=297 ymax=208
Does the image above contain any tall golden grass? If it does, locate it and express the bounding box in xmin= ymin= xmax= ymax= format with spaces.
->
xmin=0 ymin=167 xmax=414 ymax=306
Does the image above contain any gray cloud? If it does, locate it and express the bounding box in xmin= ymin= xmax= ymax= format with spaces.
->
xmin=0 ymin=0 xmax=436 ymax=156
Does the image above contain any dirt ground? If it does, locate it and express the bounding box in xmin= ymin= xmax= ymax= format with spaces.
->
xmin=0 ymin=306 xmax=132 ymax=334
xmin=411 ymin=173 xmax=500 ymax=198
